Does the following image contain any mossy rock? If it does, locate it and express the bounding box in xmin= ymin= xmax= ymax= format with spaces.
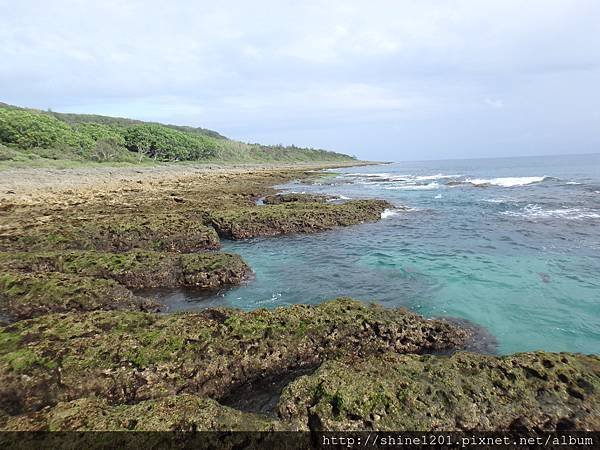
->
xmin=209 ymin=199 xmax=393 ymax=239
xmin=262 ymin=193 xmax=331 ymax=205
xmin=2 ymin=395 xmax=279 ymax=431
xmin=278 ymin=351 xmax=600 ymax=431
xmin=0 ymin=298 xmax=469 ymax=415
xmin=0 ymin=271 xmax=160 ymax=321
xmin=0 ymin=250 xmax=250 ymax=289
xmin=0 ymin=214 xmax=220 ymax=253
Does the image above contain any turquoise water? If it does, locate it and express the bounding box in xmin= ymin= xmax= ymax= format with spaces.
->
xmin=163 ymin=154 xmax=600 ymax=355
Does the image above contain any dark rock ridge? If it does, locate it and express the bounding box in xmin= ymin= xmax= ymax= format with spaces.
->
xmin=262 ymin=193 xmax=331 ymax=205
xmin=209 ymin=199 xmax=392 ymax=239
xmin=0 ymin=298 xmax=469 ymax=415
xmin=278 ymin=351 xmax=600 ymax=431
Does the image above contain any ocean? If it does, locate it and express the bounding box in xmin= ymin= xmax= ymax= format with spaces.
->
xmin=161 ymin=153 xmax=600 ymax=355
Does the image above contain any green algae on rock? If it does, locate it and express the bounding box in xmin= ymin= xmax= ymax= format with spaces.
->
xmin=209 ymin=199 xmax=393 ymax=239
xmin=0 ymin=214 xmax=220 ymax=253
xmin=0 ymin=271 xmax=160 ymax=321
xmin=278 ymin=351 xmax=600 ymax=431
xmin=1 ymin=395 xmax=279 ymax=431
xmin=0 ymin=298 xmax=469 ymax=415
xmin=0 ymin=250 xmax=250 ymax=289
xmin=262 ymin=193 xmax=331 ymax=205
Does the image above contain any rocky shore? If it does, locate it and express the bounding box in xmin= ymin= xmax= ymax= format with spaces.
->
xmin=0 ymin=163 xmax=598 ymax=431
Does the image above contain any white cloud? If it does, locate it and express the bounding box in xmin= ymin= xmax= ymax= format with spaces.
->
xmin=484 ymin=98 xmax=505 ymax=109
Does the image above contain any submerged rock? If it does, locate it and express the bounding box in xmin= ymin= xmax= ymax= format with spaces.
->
xmin=0 ymin=271 xmax=160 ymax=321
xmin=278 ymin=351 xmax=600 ymax=431
xmin=0 ymin=214 xmax=220 ymax=253
xmin=209 ymin=199 xmax=393 ymax=239
xmin=0 ymin=250 xmax=250 ymax=289
xmin=0 ymin=298 xmax=469 ymax=415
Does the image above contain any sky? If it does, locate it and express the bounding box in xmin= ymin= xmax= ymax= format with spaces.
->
xmin=1 ymin=0 xmax=599 ymax=161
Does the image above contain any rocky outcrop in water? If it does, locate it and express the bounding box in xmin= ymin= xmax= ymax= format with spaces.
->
xmin=0 ymin=271 xmax=160 ymax=321
xmin=0 ymin=250 xmax=250 ymax=290
xmin=209 ymin=199 xmax=392 ymax=239
xmin=0 ymin=214 xmax=220 ymax=253
xmin=0 ymin=251 xmax=250 ymax=320
xmin=262 ymin=193 xmax=331 ymax=205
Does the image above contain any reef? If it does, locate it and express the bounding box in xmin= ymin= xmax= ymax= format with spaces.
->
xmin=0 ymin=169 xmax=395 ymax=321
xmin=262 ymin=193 xmax=331 ymax=205
xmin=0 ymin=298 xmax=469 ymax=416
xmin=1 ymin=166 xmax=597 ymax=433
xmin=1 ymin=394 xmax=279 ymax=431
xmin=0 ymin=297 xmax=596 ymax=431
xmin=0 ymin=214 xmax=220 ymax=253
xmin=209 ymin=199 xmax=392 ymax=239
xmin=0 ymin=271 xmax=160 ymax=321
xmin=278 ymin=351 xmax=600 ymax=431
xmin=0 ymin=250 xmax=250 ymax=290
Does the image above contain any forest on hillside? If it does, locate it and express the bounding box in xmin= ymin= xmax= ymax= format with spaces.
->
xmin=0 ymin=103 xmax=355 ymax=166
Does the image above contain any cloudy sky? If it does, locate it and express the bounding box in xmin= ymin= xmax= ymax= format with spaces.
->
xmin=1 ymin=0 xmax=599 ymax=160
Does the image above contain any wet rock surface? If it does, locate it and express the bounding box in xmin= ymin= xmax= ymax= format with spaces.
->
xmin=219 ymin=365 xmax=318 ymax=416
xmin=209 ymin=199 xmax=393 ymax=239
xmin=0 ymin=298 xmax=469 ymax=416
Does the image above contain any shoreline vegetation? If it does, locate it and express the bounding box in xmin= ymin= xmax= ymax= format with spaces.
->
xmin=0 ymin=102 xmax=356 ymax=170
xmin=0 ymin=105 xmax=598 ymax=432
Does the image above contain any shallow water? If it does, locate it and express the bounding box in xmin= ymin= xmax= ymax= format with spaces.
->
xmin=155 ymin=154 xmax=600 ymax=355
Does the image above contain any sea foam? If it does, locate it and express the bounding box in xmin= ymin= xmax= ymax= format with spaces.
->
xmin=464 ymin=176 xmax=547 ymax=187
xmin=384 ymin=182 xmax=440 ymax=190
xmin=501 ymin=204 xmax=600 ymax=220
xmin=381 ymin=208 xmax=400 ymax=219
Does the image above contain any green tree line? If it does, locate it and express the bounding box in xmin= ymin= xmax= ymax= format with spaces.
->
xmin=0 ymin=104 xmax=355 ymax=164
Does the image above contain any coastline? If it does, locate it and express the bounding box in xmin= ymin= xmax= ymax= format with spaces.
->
xmin=0 ymin=160 xmax=380 ymax=203
xmin=0 ymin=161 xmax=598 ymax=432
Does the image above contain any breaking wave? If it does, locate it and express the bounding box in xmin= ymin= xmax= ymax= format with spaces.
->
xmin=463 ymin=176 xmax=549 ymax=187
xmin=501 ymin=204 xmax=600 ymax=220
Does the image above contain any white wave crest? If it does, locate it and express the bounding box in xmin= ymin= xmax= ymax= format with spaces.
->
xmin=414 ymin=173 xmax=461 ymax=181
xmin=501 ymin=204 xmax=600 ymax=220
xmin=381 ymin=208 xmax=401 ymax=219
xmin=346 ymin=172 xmax=391 ymax=178
xmin=384 ymin=182 xmax=440 ymax=190
xmin=465 ymin=176 xmax=547 ymax=187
